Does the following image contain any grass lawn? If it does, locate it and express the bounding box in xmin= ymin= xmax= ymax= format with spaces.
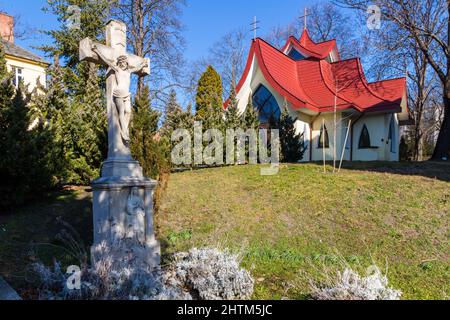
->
xmin=0 ymin=162 xmax=449 ymax=300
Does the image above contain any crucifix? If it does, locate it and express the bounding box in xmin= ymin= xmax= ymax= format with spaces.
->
xmin=80 ymin=20 xmax=150 ymax=162
xmin=80 ymin=20 xmax=160 ymax=269
xmin=300 ymin=7 xmax=311 ymax=31
xmin=250 ymin=16 xmax=260 ymax=40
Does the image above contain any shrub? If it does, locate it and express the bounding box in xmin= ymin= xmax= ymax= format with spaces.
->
xmin=32 ymin=246 xmax=254 ymax=300
xmin=167 ymin=248 xmax=254 ymax=300
xmin=310 ymin=266 xmax=402 ymax=300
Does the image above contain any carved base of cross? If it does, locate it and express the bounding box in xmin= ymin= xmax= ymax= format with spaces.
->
xmin=91 ymin=176 xmax=161 ymax=270
xmin=81 ymin=19 xmax=160 ymax=270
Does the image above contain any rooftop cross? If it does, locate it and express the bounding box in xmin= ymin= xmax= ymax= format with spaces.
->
xmin=299 ymin=7 xmax=311 ymax=31
xmin=250 ymin=16 xmax=260 ymax=40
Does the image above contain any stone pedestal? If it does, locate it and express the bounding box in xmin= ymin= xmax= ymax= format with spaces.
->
xmin=91 ymin=161 xmax=160 ymax=269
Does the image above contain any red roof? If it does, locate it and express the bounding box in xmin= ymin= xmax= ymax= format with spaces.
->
xmin=281 ymin=29 xmax=338 ymax=60
xmin=231 ymin=30 xmax=407 ymax=115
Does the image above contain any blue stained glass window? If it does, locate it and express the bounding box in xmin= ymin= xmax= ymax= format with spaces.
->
xmin=359 ymin=124 xmax=371 ymax=149
xmin=288 ymin=48 xmax=305 ymax=61
xmin=389 ymin=116 xmax=397 ymax=153
xmin=252 ymin=85 xmax=281 ymax=124
xmin=318 ymin=124 xmax=330 ymax=149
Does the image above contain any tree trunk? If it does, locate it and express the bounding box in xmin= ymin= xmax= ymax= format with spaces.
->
xmin=431 ymin=93 xmax=450 ymax=160
xmin=137 ymin=76 xmax=145 ymax=97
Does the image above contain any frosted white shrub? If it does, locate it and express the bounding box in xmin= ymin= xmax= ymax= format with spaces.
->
xmin=168 ymin=248 xmax=254 ymax=300
xmin=310 ymin=266 xmax=402 ymax=300
xmin=32 ymin=245 xmax=253 ymax=300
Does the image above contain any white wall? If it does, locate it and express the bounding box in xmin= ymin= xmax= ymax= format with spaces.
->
xmin=5 ymin=57 xmax=47 ymax=92
xmin=351 ymin=113 xmax=399 ymax=162
xmin=310 ymin=113 xmax=346 ymax=162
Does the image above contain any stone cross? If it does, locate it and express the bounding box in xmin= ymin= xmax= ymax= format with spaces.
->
xmin=79 ymin=20 xmax=160 ymax=269
xmin=80 ymin=20 xmax=150 ymax=176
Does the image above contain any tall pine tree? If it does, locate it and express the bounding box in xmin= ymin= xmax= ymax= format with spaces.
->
xmin=0 ymin=44 xmax=59 ymax=208
xmin=278 ymin=109 xmax=305 ymax=163
xmin=195 ymin=65 xmax=223 ymax=120
xmin=38 ymin=0 xmax=112 ymax=183
xmin=131 ymin=86 xmax=170 ymax=212
xmin=225 ymin=79 xmax=241 ymax=130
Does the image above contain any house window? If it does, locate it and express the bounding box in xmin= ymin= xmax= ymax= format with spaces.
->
xmin=287 ymin=48 xmax=305 ymax=61
xmin=252 ymin=85 xmax=281 ymax=125
xmin=389 ymin=116 xmax=397 ymax=153
xmin=12 ymin=67 xmax=24 ymax=87
xmin=318 ymin=124 xmax=330 ymax=149
xmin=359 ymin=124 xmax=371 ymax=149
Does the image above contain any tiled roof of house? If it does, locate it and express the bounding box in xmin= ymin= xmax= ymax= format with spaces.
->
xmin=1 ymin=40 xmax=49 ymax=65
xmin=230 ymin=30 xmax=407 ymax=114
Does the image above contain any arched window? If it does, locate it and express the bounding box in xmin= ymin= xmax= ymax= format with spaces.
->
xmin=388 ymin=116 xmax=397 ymax=153
xmin=287 ymin=48 xmax=305 ymax=61
xmin=318 ymin=124 xmax=330 ymax=149
xmin=359 ymin=124 xmax=371 ymax=149
xmin=252 ymin=85 xmax=281 ymax=125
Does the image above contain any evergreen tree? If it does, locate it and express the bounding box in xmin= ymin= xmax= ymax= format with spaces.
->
xmin=67 ymin=63 xmax=107 ymax=182
xmin=131 ymin=86 xmax=172 ymax=178
xmin=29 ymin=59 xmax=68 ymax=183
xmin=195 ymin=65 xmax=223 ymax=120
xmin=0 ymin=69 xmax=59 ymax=209
xmin=38 ymin=0 xmax=112 ymax=183
xmin=41 ymin=0 xmax=112 ymax=91
xmin=243 ymin=94 xmax=259 ymax=130
xmin=225 ymin=79 xmax=241 ymax=130
xmin=130 ymin=86 xmax=170 ymax=212
xmin=0 ymin=44 xmax=14 ymax=142
xmin=163 ymin=89 xmax=183 ymax=137
xmin=278 ymin=109 xmax=305 ymax=163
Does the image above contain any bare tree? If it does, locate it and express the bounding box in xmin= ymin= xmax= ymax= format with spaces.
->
xmin=208 ymin=27 xmax=248 ymax=99
xmin=265 ymin=23 xmax=298 ymax=49
xmin=186 ymin=28 xmax=250 ymax=101
xmin=112 ymin=0 xmax=186 ymax=104
xmin=361 ymin=9 xmax=442 ymax=161
xmin=266 ymin=2 xmax=365 ymax=59
xmin=335 ymin=0 xmax=450 ymax=160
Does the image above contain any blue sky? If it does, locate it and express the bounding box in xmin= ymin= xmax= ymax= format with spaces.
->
xmin=0 ymin=0 xmax=314 ymax=62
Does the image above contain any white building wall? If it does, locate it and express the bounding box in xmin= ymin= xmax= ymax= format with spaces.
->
xmin=5 ymin=57 xmax=47 ymax=91
xmin=352 ymin=113 xmax=399 ymax=162
xmin=310 ymin=113 xmax=345 ymax=162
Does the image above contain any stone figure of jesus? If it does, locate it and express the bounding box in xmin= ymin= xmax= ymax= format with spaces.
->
xmin=92 ymin=45 xmax=148 ymax=145
xmin=126 ymin=187 xmax=146 ymax=244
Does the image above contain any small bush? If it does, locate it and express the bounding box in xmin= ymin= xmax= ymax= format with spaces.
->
xmin=32 ymin=246 xmax=254 ymax=300
xmin=168 ymin=248 xmax=254 ymax=300
xmin=310 ymin=266 xmax=402 ymax=300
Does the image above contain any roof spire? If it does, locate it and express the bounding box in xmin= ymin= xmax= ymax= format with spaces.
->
xmin=299 ymin=7 xmax=310 ymax=31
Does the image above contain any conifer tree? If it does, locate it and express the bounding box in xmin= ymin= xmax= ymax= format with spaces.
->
xmin=130 ymin=85 xmax=170 ymax=212
xmin=68 ymin=63 xmax=107 ymax=182
xmin=195 ymin=65 xmax=223 ymax=120
xmin=278 ymin=109 xmax=305 ymax=163
xmin=163 ymin=89 xmax=183 ymax=137
xmin=225 ymin=79 xmax=241 ymax=130
xmin=131 ymin=85 xmax=171 ymax=177
xmin=0 ymin=43 xmax=14 ymax=137
xmin=29 ymin=59 xmax=68 ymax=183
xmin=38 ymin=0 xmax=112 ymax=183
xmin=243 ymin=94 xmax=259 ymax=130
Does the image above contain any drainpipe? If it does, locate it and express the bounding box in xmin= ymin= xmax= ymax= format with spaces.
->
xmin=350 ymin=113 xmax=365 ymax=161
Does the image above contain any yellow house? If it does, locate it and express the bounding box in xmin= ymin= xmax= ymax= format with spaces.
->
xmin=1 ymin=12 xmax=49 ymax=91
